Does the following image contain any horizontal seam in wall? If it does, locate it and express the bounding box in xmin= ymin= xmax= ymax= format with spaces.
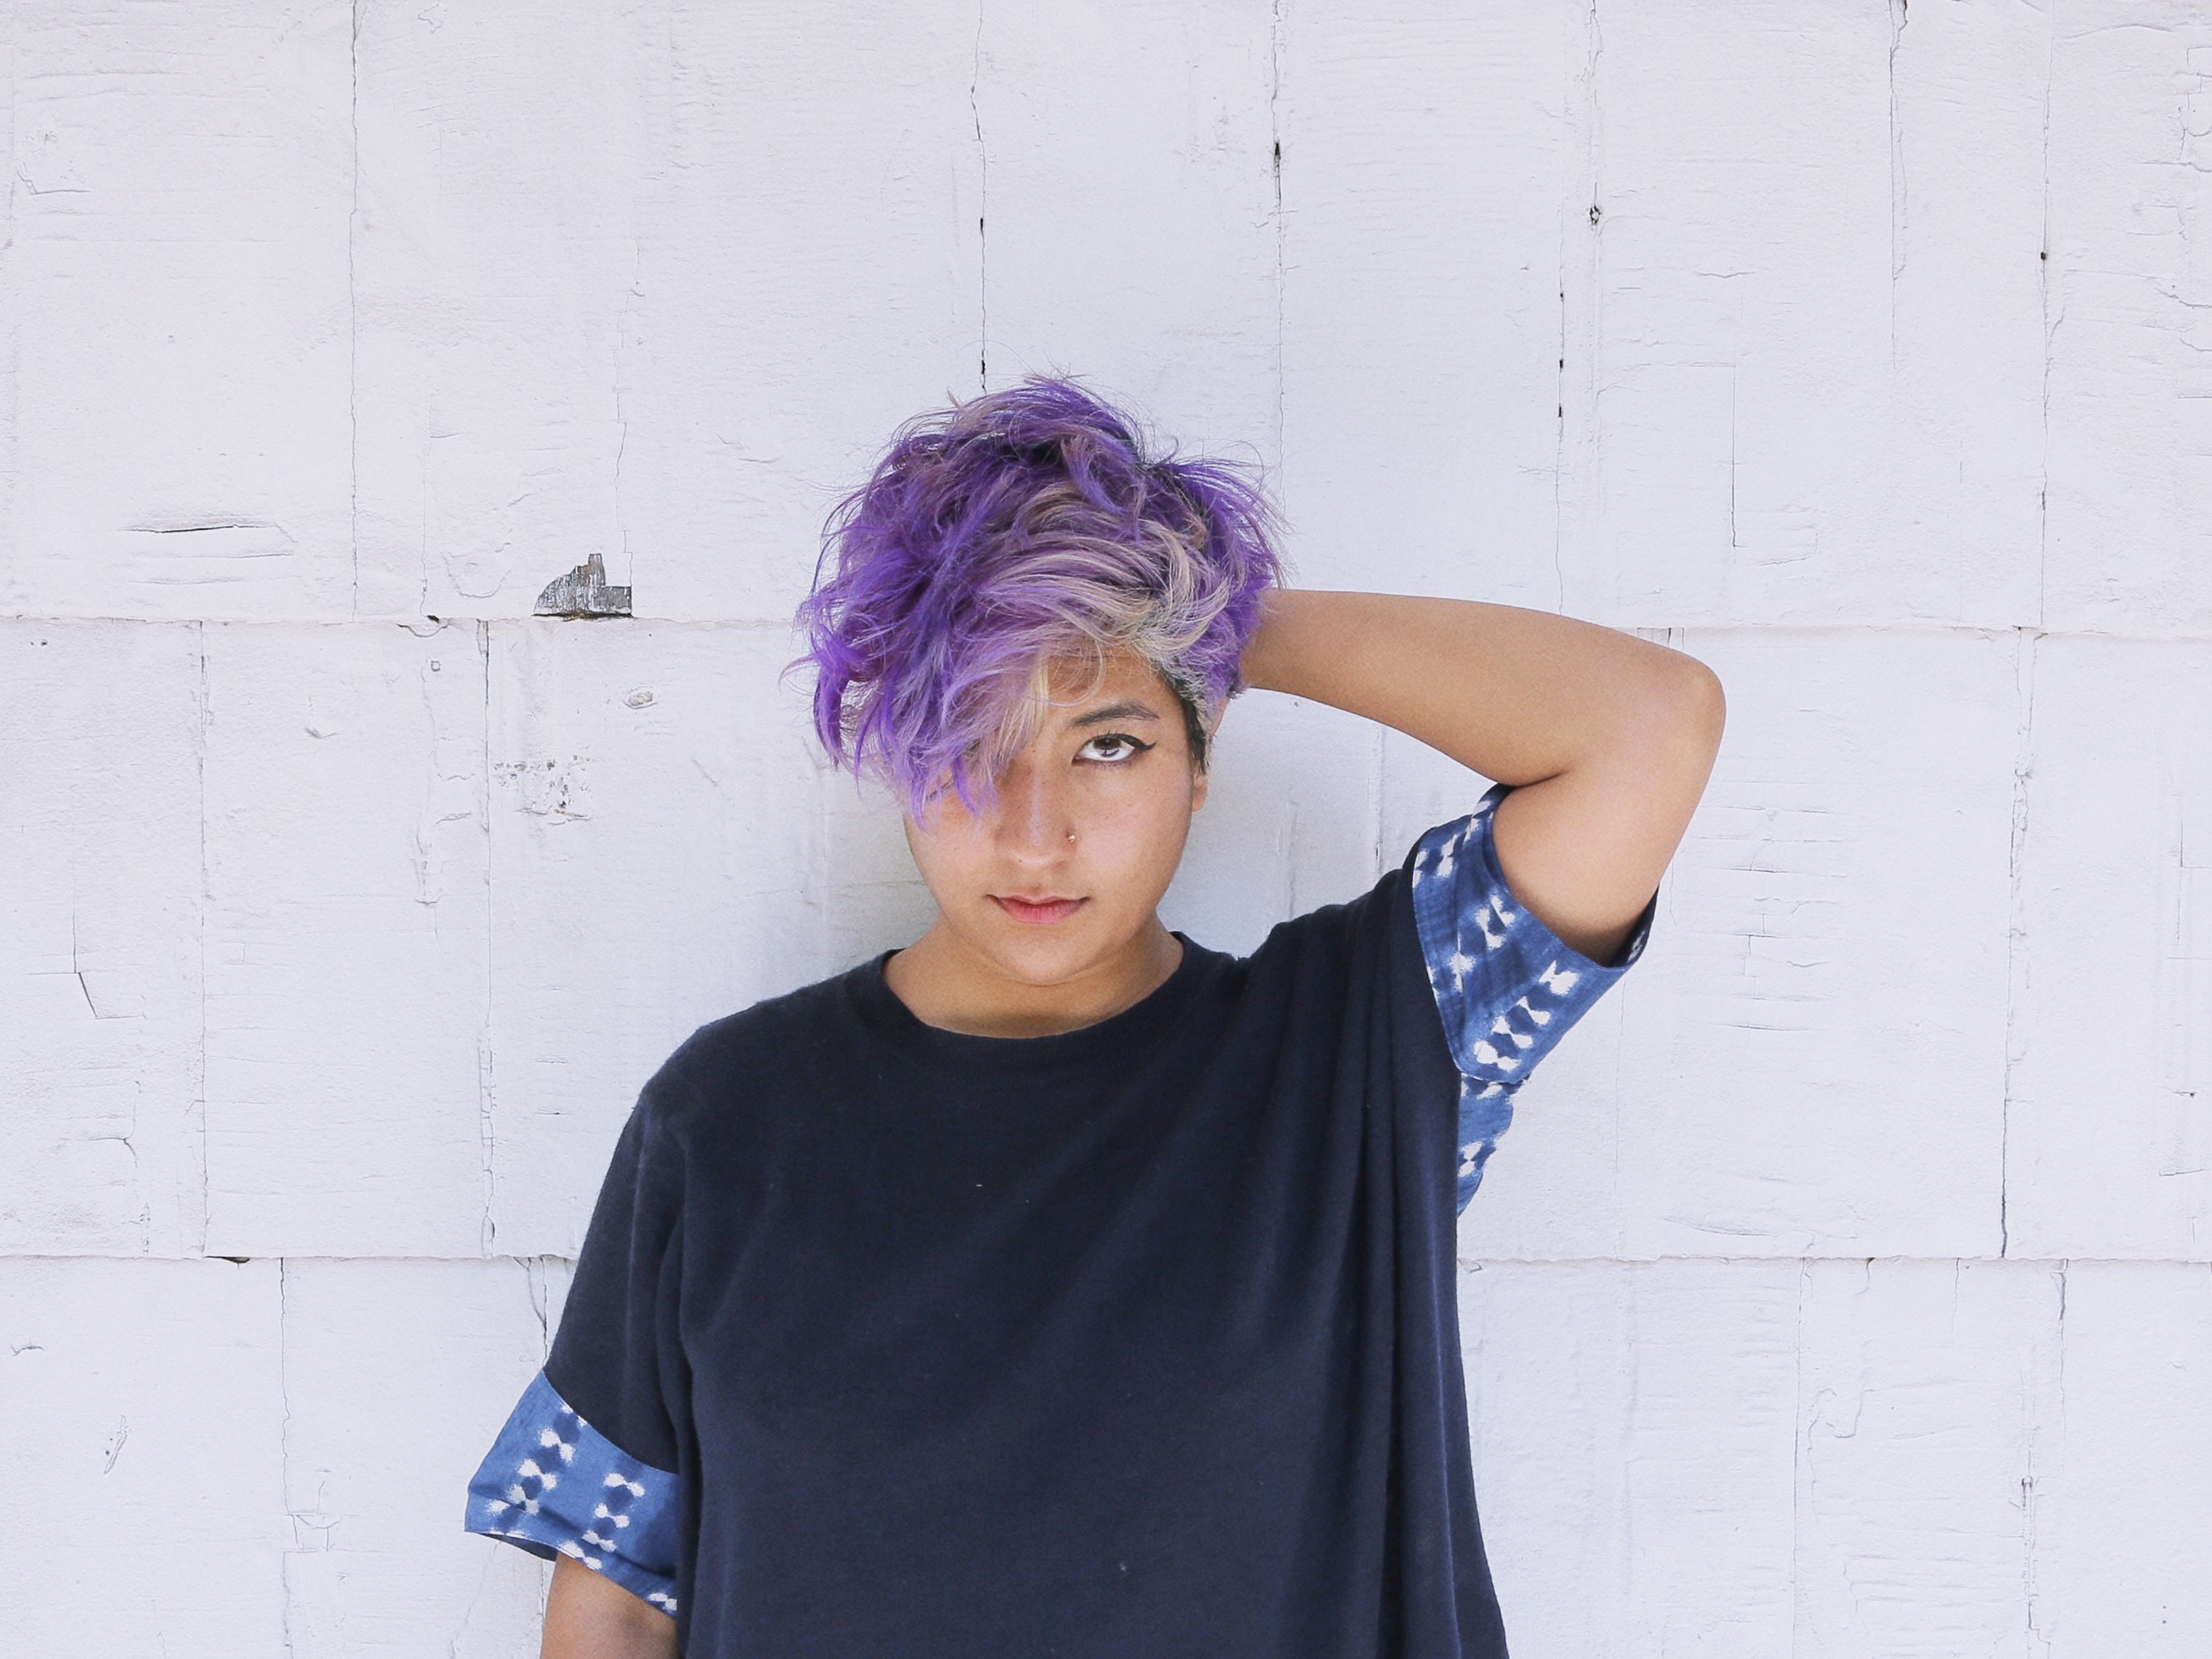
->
xmin=5 ymin=1252 xmax=2205 ymax=1270
xmin=5 ymin=615 xmax=2212 ymax=645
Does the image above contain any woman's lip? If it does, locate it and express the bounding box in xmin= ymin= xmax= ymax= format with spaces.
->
xmin=989 ymin=895 xmax=1087 ymax=925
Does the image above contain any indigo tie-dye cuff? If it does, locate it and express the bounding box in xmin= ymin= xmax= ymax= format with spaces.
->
xmin=465 ymin=1370 xmax=681 ymax=1617
xmin=1411 ymin=784 xmax=1652 ymax=1214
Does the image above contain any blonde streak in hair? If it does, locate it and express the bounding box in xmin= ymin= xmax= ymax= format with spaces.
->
xmin=975 ymin=519 xmax=1230 ymax=775
xmin=1047 ymin=527 xmax=1190 ymax=640
xmin=1038 ymin=523 xmax=1217 ymax=698
xmin=1132 ymin=521 xmax=1222 ymax=667
xmin=972 ymin=629 xmax=1111 ymax=786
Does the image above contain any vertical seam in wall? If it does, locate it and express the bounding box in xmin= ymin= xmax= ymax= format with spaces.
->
xmin=1888 ymin=0 xmax=1907 ymax=367
xmin=194 ymin=622 xmax=210 ymax=1256
xmin=278 ymin=1257 xmax=297 ymax=1658
xmin=2043 ymin=1261 xmax=2071 ymax=1649
xmin=613 ymin=257 xmax=638 ymax=590
xmin=972 ymin=0 xmax=988 ymax=393
xmin=527 ymin=1255 xmax=553 ymax=1360
xmin=2021 ymin=1259 xmax=2063 ymax=1653
xmin=348 ymin=0 xmax=362 ymax=619
xmin=1553 ymin=101 xmax=1567 ymax=610
xmin=1614 ymin=1262 xmax=1637 ymax=1636
xmin=1553 ymin=55 xmax=1572 ymax=611
xmin=1727 ymin=371 xmax=1738 ymax=552
xmin=1788 ymin=1260 xmax=1808 ymax=1659
xmin=2037 ymin=9 xmax=2054 ymax=633
xmin=2 ymin=4 xmax=17 ymax=257
xmin=2001 ymin=627 xmax=2041 ymax=1259
xmin=1270 ymin=0 xmax=1285 ymax=477
xmin=479 ymin=620 xmax=497 ymax=1256
xmin=1558 ymin=0 xmax=1604 ymax=614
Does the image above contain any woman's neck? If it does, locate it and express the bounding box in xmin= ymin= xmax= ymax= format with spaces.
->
xmin=882 ymin=915 xmax=1185 ymax=1038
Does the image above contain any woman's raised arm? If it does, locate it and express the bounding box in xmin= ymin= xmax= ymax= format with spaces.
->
xmin=1239 ymin=590 xmax=1724 ymax=963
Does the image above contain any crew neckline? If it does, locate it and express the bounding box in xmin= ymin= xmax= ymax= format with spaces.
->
xmin=845 ymin=935 xmax=1218 ymax=1071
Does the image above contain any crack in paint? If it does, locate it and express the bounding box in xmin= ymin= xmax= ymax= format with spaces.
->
xmin=526 ymin=1257 xmax=552 ymax=1355
xmin=70 ymin=911 xmax=107 ymax=1021
xmin=127 ymin=522 xmax=274 ymax=536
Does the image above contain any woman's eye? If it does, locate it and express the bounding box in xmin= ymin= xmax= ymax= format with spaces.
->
xmin=1078 ymin=733 xmax=1152 ymax=764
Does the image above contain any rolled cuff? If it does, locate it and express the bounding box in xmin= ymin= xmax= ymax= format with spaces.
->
xmin=1410 ymin=783 xmax=1655 ymax=1213
xmin=464 ymin=1370 xmax=681 ymax=1617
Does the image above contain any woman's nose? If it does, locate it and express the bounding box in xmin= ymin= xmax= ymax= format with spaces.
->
xmin=995 ymin=759 xmax=1070 ymax=859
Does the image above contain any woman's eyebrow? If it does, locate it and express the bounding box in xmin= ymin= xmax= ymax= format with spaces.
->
xmin=1070 ymin=700 xmax=1162 ymax=727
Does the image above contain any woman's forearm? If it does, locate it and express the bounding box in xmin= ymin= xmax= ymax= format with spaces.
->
xmin=1239 ymin=590 xmax=1710 ymax=786
xmin=1239 ymin=590 xmax=1724 ymax=962
xmin=541 ymin=1557 xmax=678 ymax=1659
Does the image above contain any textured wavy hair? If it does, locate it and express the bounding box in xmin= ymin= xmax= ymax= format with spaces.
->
xmin=794 ymin=377 xmax=1284 ymax=816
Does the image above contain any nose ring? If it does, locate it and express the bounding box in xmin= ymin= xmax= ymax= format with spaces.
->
xmin=1065 ymin=831 xmax=1077 ymax=844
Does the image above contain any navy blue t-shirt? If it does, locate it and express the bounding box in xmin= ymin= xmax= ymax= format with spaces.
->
xmin=467 ymin=789 xmax=1649 ymax=1656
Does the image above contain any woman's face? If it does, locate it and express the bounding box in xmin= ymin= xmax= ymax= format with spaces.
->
xmin=901 ymin=648 xmax=1208 ymax=990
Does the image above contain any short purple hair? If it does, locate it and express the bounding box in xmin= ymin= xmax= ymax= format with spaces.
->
xmin=794 ymin=377 xmax=1284 ymax=815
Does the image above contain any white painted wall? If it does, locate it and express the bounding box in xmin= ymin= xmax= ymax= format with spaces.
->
xmin=4 ymin=2 xmax=2206 ymax=1652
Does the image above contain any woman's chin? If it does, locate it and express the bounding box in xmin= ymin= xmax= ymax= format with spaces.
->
xmin=978 ymin=938 xmax=1112 ymax=990
xmin=963 ymin=916 xmax=1131 ymax=989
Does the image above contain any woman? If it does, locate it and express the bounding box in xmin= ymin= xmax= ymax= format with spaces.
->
xmin=466 ymin=378 xmax=1724 ymax=1657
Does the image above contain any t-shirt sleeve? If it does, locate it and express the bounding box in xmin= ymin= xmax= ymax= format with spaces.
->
xmin=462 ymin=1096 xmax=688 ymax=1615
xmin=1408 ymin=782 xmax=1654 ymax=1214
xmin=463 ymin=1370 xmax=682 ymax=1615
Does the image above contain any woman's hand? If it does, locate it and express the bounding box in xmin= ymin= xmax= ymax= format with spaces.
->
xmin=1239 ymin=590 xmax=1724 ymax=963
xmin=541 ymin=1556 xmax=678 ymax=1659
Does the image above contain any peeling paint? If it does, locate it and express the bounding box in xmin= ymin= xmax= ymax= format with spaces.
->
xmin=531 ymin=551 xmax=632 ymax=618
